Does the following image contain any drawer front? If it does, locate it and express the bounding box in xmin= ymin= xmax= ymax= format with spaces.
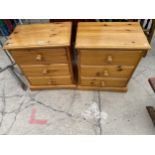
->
xmin=28 ymin=76 xmax=72 ymax=86
xmin=10 ymin=48 xmax=67 ymax=65
xmin=79 ymin=50 xmax=143 ymax=66
xmin=21 ymin=64 xmax=70 ymax=77
xmin=80 ymin=77 xmax=128 ymax=87
xmin=80 ymin=65 xmax=134 ymax=78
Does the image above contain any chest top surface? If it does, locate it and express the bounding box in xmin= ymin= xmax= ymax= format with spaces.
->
xmin=75 ymin=22 xmax=151 ymax=50
xmin=4 ymin=22 xmax=72 ymax=50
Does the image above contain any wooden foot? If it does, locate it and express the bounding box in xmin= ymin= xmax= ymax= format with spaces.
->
xmin=30 ymin=84 xmax=77 ymax=90
xmin=77 ymin=85 xmax=128 ymax=92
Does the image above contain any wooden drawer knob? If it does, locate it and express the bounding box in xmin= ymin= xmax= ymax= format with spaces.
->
xmin=103 ymin=70 xmax=109 ymax=77
xmin=42 ymin=69 xmax=48 ymax=75
xmin=101 ymin=81 xmax=105 ymax=87
xmin=36 ymin=54 xmax=43 ymax=61
xmin=107 ymin=55 xmax=113 ymax=63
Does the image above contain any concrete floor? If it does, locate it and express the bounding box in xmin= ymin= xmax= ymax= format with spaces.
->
xmin=0 ymin=35 xmax=155 ymax=135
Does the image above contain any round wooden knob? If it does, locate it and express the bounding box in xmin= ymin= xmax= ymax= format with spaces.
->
xmin=107 ymin=55 xmax=113 ymax=63
xmin=101 ymin=81 xmax=105 ymax=87
xmin=103 ymin=70 xmax=109 ymax=77
xmin=42 ymin=69 xmax=48 ymax=75
xmin=36 ymin=54 xmax=42 ymax=61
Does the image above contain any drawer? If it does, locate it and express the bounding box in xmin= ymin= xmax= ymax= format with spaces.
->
xmin=20 ymin=64 xmax=70 ymax=77
xmin=80 ymin=65 xmax=134 ymax=78
xmin=80 ymin=77 xmax=128 ymax=87
xmin=79 ymin=49 xmax=143 ymax=66
xmin=28 ymin=76 xmax=72 ymax=86
xmin=10 ymin=48 xmax=67 ymax=65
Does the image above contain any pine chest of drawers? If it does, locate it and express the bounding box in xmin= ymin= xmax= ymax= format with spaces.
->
xmin=4 ymin=22 xmax=75 ymax=90
xmin=75 ymin=22 xmax=151 ymax=92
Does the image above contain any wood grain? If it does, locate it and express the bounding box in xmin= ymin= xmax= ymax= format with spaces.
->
xmin=4 ymin=23 xmax=74 ymax=90
xmin=79 ymin=49 xmax=143 ymax=66
xmin=10 ymin=48 xmax=67 ymax=65
xmin=80 ymin=77 xmax=128 ymax=87
xmin=30 ymin=84 xmax=76 ymax=90
xmin=77 ymin=85 xmax=128 ymax=92
xmin=20 ymin=64 xmax=70 ymax=77
xmin=28 ymin=76 xmax=72 ymax=86
xmin=4 ymin=22 xmax=72 ymax=50
xmin=76 ymin=22 xmax=150 ymax=91
xmin=76 ymin=22 xmax=151 ymax=50
xmin=80 ymin=65 xmax=134 ymax=78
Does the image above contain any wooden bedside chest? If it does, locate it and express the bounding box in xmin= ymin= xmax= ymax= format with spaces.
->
xmin=75 ymin=22 xmax=151 ymax=92
xmin=4 ymin=22 xmax=75 ymax=90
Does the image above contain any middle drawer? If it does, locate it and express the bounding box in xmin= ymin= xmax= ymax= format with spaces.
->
xmin=80 ymin=65 xmax=134 ymax=78
xmin=20 ymin=64 xmax=70 ymax=77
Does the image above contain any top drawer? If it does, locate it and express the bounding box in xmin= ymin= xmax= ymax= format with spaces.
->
xmin=79 ymin=49 xmax=143 ymax=66
xmin=10 ymin=48 xmax=68 ymax=65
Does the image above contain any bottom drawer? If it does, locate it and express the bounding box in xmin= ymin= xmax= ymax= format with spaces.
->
xmin=28 ymin=76 xmax=72 ymax=86
xmin=80 ymin=77 xmax=128 ymax=87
